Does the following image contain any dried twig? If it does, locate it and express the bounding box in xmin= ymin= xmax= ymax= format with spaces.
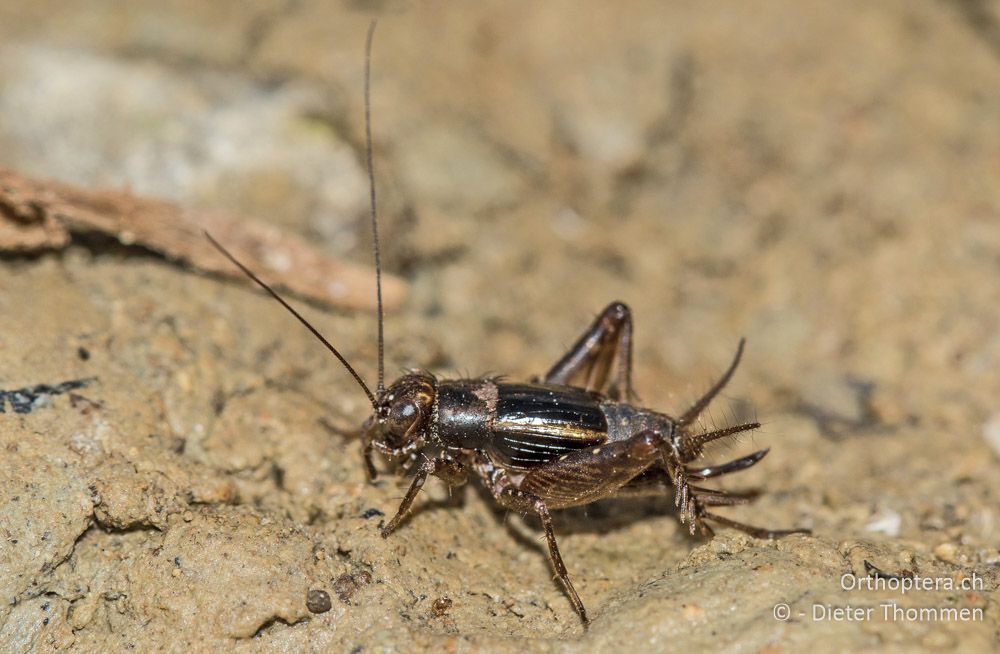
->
xmin=0 ymin=167 xmax=405 ymax=312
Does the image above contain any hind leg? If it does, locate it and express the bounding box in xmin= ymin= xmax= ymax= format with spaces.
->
xmin=518 ymin=430 xmax=669 ymax=508
xmin=514 ymin=429 xmax=746 ymax=535
xmin=544 ymin=301 xmax=636 ymax=401
xmin=613 ymin=451 xmax=810 ymax=538
xmin=695 ymin=509 xmax=810 ymax=539
xmin=516 ymin=428 xmax=760 ymax=532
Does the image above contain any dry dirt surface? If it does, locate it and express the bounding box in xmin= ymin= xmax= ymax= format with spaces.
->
xmin=1 ymin=2 xmax=999 ymax=652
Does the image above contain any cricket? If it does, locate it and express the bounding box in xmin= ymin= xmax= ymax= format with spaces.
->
xmin=206 ymin=21 xmax=809 ymax=624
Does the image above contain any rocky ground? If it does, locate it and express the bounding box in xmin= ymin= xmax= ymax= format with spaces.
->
xmin=1 ymin=1 xmax=998 ymax=652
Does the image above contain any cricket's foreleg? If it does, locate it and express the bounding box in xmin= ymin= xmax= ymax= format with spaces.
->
xmin=381 ymin=457 xmax=467 ymax=538
xmin=544 ymin=301 xmax=636 ymax=401
xmin=497 ymin=489 xmax=589 ymax=624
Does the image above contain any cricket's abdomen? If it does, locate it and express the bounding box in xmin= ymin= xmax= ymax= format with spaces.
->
xmin=436 ymin=380 xmax=608 ymax=468
xmin=600 ymin=401 xmax=676 ymax=444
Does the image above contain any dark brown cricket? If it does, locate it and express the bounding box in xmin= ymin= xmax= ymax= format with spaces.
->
xmin=207 ymin=20 xmax=809 ymax=625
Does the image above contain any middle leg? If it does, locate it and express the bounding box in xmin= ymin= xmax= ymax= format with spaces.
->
xmin=496 ymin=487 xmax=589 ymax=624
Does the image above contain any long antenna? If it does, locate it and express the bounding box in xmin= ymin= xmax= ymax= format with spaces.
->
xmin=365 ymin=19 xmax=386 ymax=395
xmin=205 ymin=231 xmax=377 ymax=408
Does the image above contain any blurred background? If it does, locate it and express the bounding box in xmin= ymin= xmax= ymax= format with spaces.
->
xmin=2 ymin=1 xmax=998 ymax=392
xmin=0 ymin=1 xmax=997 ymax=651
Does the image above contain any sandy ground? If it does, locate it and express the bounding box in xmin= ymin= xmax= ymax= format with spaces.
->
xmin=1 ymin=1 xmax=999 ymax=652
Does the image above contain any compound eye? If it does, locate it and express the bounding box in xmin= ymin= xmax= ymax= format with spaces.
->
xmin=388 ymin=399 xmax=419 ymax=436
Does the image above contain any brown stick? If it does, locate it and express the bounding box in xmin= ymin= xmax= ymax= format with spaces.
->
xmin=0 ymin=167 xmax=406 ymax=313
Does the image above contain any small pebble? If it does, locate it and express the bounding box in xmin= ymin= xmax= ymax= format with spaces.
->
xmin=432 ymin=596 xmax=453 ymax=617
xmin=333 ymin=574 xmax=358 ymax=603
xmin=182 ymin=511 xmax=194 ymax=522
xmin=307 ymin=589 xmax=332 ymax=614
xmin=333 ymin=571 xmax=373 ymax=603
xmin=933 ymin=542 xmax=958 ymax=563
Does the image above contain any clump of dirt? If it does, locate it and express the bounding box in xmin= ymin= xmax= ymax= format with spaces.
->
xmin=1 ymin=2 xmax=997 ymax=652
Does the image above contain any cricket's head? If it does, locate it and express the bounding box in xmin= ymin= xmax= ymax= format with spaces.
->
xmin=362 ymin=372 xmax=436 ymax=468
